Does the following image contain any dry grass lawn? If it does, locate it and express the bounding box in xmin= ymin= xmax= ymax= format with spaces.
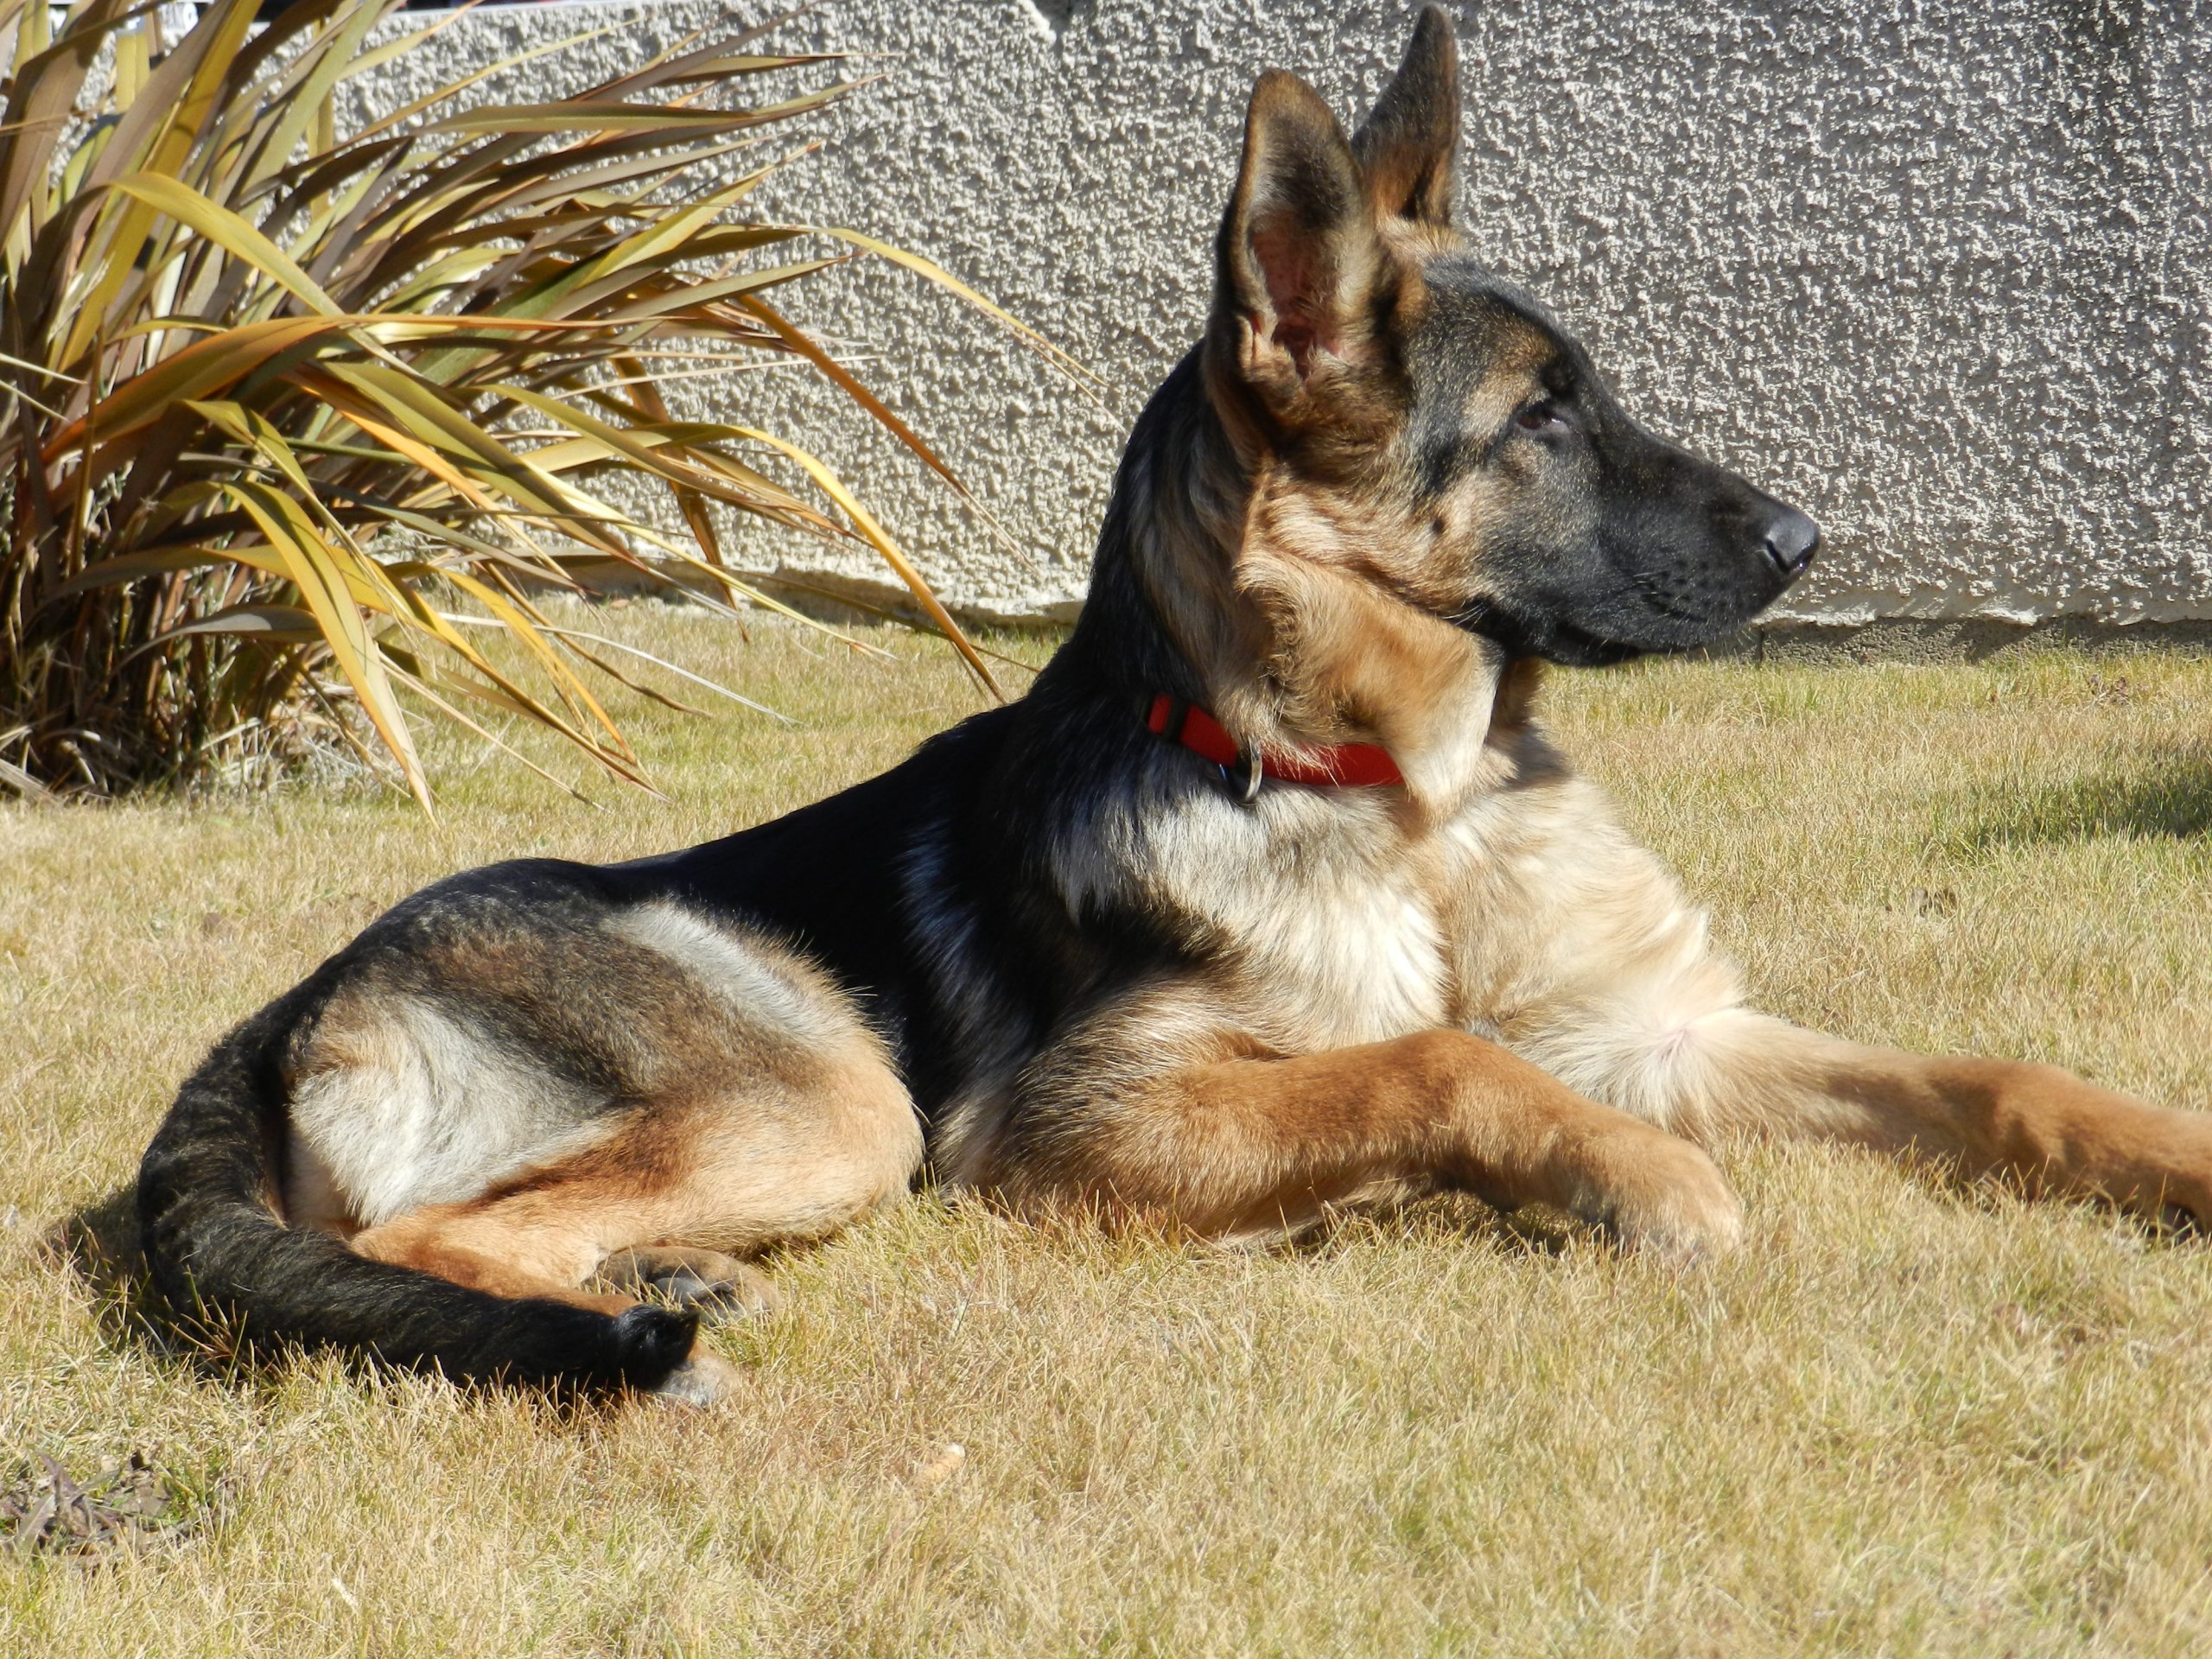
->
xmin=4 ymin=607 xmax=2212 ymax=1655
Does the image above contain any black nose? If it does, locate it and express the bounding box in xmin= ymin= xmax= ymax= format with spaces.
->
xmin=1761 ymin=508 xmax=1820 ymax=579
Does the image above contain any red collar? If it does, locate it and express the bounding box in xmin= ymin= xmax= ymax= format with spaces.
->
xmin=1146 ymin=695 xmax=1403 ymax=792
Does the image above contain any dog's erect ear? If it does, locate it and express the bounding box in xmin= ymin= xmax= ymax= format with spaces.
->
xmin=1217 ymin=71 xmax=1385 ymax=401
xmin=1351 ymin=4 xmax=1460 ymax=226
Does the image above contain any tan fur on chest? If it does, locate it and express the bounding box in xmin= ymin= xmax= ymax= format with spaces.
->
xmin=1102 ymin=730 xmax=1634 ymax=1054
xmin=1177 ymin=798 xmax=1453 ymax=1048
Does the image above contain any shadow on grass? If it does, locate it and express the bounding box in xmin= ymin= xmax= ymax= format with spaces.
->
xmin=1287 ymin=1191 xmax=1574 ymax=1260
xmin=46 ymin=1184 xmax=192 ymax=1367
xmin=1935 ymin=747 xmax=2212 ymax=858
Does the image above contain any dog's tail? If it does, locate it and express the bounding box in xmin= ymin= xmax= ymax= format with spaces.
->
xmin=136 ymin=988 xmax=696 ymax=1392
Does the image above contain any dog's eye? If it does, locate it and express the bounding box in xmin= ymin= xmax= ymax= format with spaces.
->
xmin=1516 ymin=402 xmax=1563 ymax=432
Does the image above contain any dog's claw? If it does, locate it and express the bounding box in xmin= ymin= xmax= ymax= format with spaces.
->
xmin=598 ymin=1247 xmax=786 ymax=1323
xmin=651 ymin=1266 xmax=784 ymax=1322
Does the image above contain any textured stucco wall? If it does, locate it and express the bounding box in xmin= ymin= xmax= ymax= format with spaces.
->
xmin=349 ymin=0 xmax=2211 ymax=628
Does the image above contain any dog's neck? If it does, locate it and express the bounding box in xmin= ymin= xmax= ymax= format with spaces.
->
xmin=1056 ymin=350 xmax=1531 ymax=818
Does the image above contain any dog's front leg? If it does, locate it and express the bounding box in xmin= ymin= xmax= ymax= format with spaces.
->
xmin=986 ymin=1027 xmax=1742 ymax=1261
xmin=1645 ymin=1011 xmax=2212 ymax=1228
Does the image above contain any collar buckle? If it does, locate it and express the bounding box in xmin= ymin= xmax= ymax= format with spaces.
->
xmin=1145 ymin=692 xmax=1403 ymax=797
xmin=1222 ymin=744 xmax=1263 ymax=806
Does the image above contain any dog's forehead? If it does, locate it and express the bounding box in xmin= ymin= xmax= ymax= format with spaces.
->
xmin=1406 ymin=253 xmax=1569 ymax=399
xmin=1398 ymin=256 xmax=1575 ymax=493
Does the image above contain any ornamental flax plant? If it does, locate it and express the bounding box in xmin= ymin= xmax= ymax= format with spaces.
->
xmin=0 ymin=0 xmax=1076 ymax=806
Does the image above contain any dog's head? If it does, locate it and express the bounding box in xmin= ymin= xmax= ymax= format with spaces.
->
xmin=1202 ymin=5 xmax=1817 ymax=670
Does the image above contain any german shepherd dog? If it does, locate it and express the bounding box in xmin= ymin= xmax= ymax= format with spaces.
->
xmin=138 ymin=8 xmax=2212 ymax=1404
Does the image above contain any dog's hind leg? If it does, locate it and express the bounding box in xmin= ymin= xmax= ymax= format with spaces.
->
xmin=288 ymin=889 xmax=923 ymax=1399
xmin=349 ymin=1052 xmax=919 ymax=1398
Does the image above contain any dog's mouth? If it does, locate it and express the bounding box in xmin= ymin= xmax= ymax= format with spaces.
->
xmin=1448 ymin=546 xmax=1807 ymax=668
xmin=1446 ymin=598 xmax=1726 ymax=669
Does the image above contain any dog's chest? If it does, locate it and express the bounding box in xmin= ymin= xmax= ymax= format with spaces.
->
xmin=1215 ymin=843 xmax=1449 ymax=1046
xmin=1104 ymin=788 xmax=1551 ymax=1050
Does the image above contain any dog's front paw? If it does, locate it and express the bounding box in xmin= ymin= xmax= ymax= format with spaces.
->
xmin=2107 ymin=1103 xmax=2212 ymax=1235
xmin=1987 ymin=1064 xmax=2212 ymax=1233
xmin=1572 ymin=1131 xmax=1744 ymax=1267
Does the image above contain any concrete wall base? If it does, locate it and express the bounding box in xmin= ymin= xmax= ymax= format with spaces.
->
xmin=1717 ymin=620 xmax=2212 ymax=664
